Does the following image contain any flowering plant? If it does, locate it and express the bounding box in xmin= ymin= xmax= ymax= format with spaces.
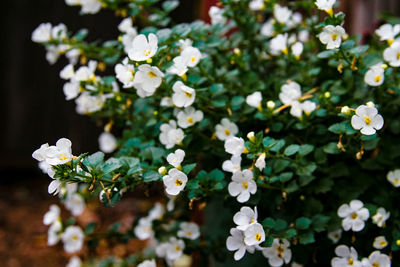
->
xmin=32 ymin=0 xmax=400 ymax=266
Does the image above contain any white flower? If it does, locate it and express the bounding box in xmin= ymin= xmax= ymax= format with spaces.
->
xmin=249 ymin=0 xmax=265 ymax=11
xmin=79 ymin=0 xmax=102 ymax=14
xmin=298 ymin=30 xmax=310 ymax=43
xmin=177 ymin=222 xmax=200 ymax=240
xmin=43 ymin=204 xmax=60 ymax=225
xmin=147 ymin=202 xmax=165 ymax=221
xmin=228 ymin=169 xmax=257 ymax=203
xmin=216 ymin=118 xmax=239 ymax=141
xmin=51 ymin=23 xmax=68 ymax=41
xmin=376 ymin=24 xmax=400 ymax=43
xmin=291 ymin=42 xmax=303 ymax=59
xmin=327 ymin=229 xmax=342 ymax=244
xmin=383 ymin=40 xmax=400 ymax=67
xmin=118 ymin=18 xmax=133 ymax=33
xmin=163 ymin=168 xmax=188 ymax=195
xmin=331 ymin=245 xmax=362 ymax=267
xmin=159 ymin=120 xmax=185 ymax=149
xmin=32 ymin=23 xmax=52 ymax=43
xmin=351 ymin=105 xmax=384 ymax=135
xmin=301 ymin=100 xmax=317 ymax=115
xmin=172 ymin=81 xmax=196 ymax=108
xmin=364 ymin=63 xmax=385 ymax=86
xmin=262 ymin=238 xmax=292 ymax=267
xmin=74 ymin=61 xmax=97 ymax=82
xmin=167 ymin=149 xmax=185 ymax=168
xmin=60 ymin=64 xmax=75 ymax=80
xmin=98 ymin=132 xmax=117 ymax=153
xmin=167 ymin=56 xmax=189 ymax=76
xmin=177 ymin=107 xmax=203 ymax=129
xmin=137 ymin=259 xmax=156 ymax=267
xmin=34 ymin=138 xmax=73 ymax=165
xmin=246 ymin=91 xmax=262 ymax=109
xmin=279 ymin=81 xmax=302 ymax=105
xmin=209 ymin=6 xmax=226 ymax=25
xmin=65 ymin=193 xmax=85 ymax=216
xmin=65 ymin=48 xmax=80 ymax=65
xmin=261 ymin=19 xmax=274 ymax=37
xmin=291 ymin=263 xmax=303 ymax=267
xmin=337 ymin=199 xmax=370 ymax=232
xmin=373 ymin=236 xmax=388 ymax=249
xmin=63 ymin=81 xmax=80 ymax=100
xmin=224 ymin=137 xmax=245 ymax=156
xmin=133 ymin=64 xmax=164 ymax=97
xmin=274 ymin=4 xmax=292 ymax=24
xmin=372 ymin=207 xmax=390 ymax=228
xmin=166 ymin=237 xmax=185 ymax=261
xmin=319 ymin=25 xmax=346 ymax=49
xmin=387 ymin=169 xmax=400 ymax=187
xmin=233 ymin=206 xmax=258 ymax=231
xmin=222 ymin=155 xmax=241 ymax=173
xmin=270 ymin=34 xmax=289 ymax=55
xmin=288 ymin=12 xmax=302 ymax=28
xmin=62 ymin=226 xmax=84 ymax=253
xmin=181 ymin=46 xmax=202 ymax=68
xmin=134 ymin=218 xmax=154 ymax=240
xmin=315 ymin=0 xmax=335 ymax=15
xmin=48 ymin=220 xmax=62 ymax=246
xmin=48 ymin=180 xmax=63 ymax=195
xmin=121 ymin=29 xmax=138 ymax=54
xmin=226 ymin=228 xmax=256 ymax=261
xmin=115 ymin=58 xmax=135 ymax=88
xmin=75 ymin=92 xmax=105 ymax=114
xmin=66 ymin=256 xmax=82 ymax=267
xmin=161 ymin=97 xmax=173 ymax=107
xmin=128 ymin=33 xmax=158 ymax=61
xmin=39 ymin=161 xmax=55 ymax=178
xmin=361 ymin=251 xmax=391 ymax=267
xmin=32 ymin=143 xmax=50 ymax=162
xmin=255 ymin=153 xmax=266 ymax=171
xmin=290 ymin=102 xmax=304 ymax=118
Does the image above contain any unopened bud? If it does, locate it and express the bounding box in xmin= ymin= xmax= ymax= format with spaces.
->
xmin=267 ymin=100 xmax=276 ymax=110
xmin=233 ymin=48 xmax=241 ymax=56
xmin=146 ymin=58 xmax=153 ymax=64
xmin=341 ymin=106 xmax=350 ymax=115
xmin=324 ymin=92 xmax=331 ymax=98
xmin=396 ymin=239 xmax=400 ymax=246
xmin=158 ymin=166 xmax=167 ymax=175
xmin=366 ymin=101 xmax=375 ymax=107
xmin=247 ymin=132 xmax=255 ymax=142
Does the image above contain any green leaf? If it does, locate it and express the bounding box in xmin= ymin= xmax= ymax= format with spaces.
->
xmin=262 ymin=218 xmax=276 ymax=228
xmin=341 ymin=40 xmax=355 ymax=49
xmin=299 ymin=232 xmax=315 ymax=244
xmin=323 ymin=142 xmax=341 ymax=154
xmin=317 ymin=50 xmax=335 ymax=59
xmin=100 ymin=158 xmax=122 ymax=174
xmin=311 ymin=215 xmax=330 ymax=232
xmin=109 ymin=222 xmax=121 ymax=233
xmin=284 ymin=144 xmax=300 ymax=156
xmin=285 ymin=228 xmax=297 ymax=238
xmin=85 ymin=222 xmax=97 ymax=235
xmin=182 ymin=163 xmax=196 ymax=174
xmin=298 ymin=144 xmax=314 ymax=156
xmin=273 ymin=219 xmax=287 ymax=231
xmin=83 ymin=152 xmax=104 ymax=167
xmin=296 ymin=162 xmax=317 ymax=176
xmin=231 ymin=96 xmax=245 ymax=110
xmin=74 ymin=28 xmax=88 ymax=41
xmin=273 ymin=159 xmax=290 ymax=173
xmin=296 ymin=217 xmax=312 ymax=230
xmin=209 ymin=169 xmax=224 ymax=182
xmin=270 ymin=140 xmax=286 ymax=152
xmin=279 ymin=172 xmax=293 ymax=183
xmin=143 ymin=170 xmax=160 ymax=182
xmin=162 ymin=0 xmax=179 ymax=12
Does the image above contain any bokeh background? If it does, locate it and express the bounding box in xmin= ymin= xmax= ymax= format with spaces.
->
xmin=0 ymin=0 xmax=399 ymax=266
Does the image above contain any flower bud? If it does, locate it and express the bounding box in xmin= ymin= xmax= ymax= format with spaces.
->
xmin=341 ymin=106 xmax=350 ymax=115
xmin=324 ymin=92 xmax=331 ymax=98
xmin=158 ymin=166 xmax=167 ymax=175
xmin=247 ymin=131 xmax=255 ymax=142
xmin=267 ymin=100 xmax=275 ymax=110
xmin=366 ymin=101 xmax=375 ymax=107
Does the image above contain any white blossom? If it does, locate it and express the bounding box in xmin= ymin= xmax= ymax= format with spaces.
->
xmin=48 ymin=220 xmax=62 ymax=246
xmin=261 ymin=19 xmax=274 ymax=37
xmin=80 ymin=0 xmax=102 ymax=14
xmin=387 ymin=169 xmax=400 ymax=187
xmin=167 ymin=149 xmax=185 ymax=168
xmin=291 ymin=42 xmax=303 ymax=59
xmin=376 ymin=24 xmax=400 ymax=44
xmin=270 ymin=34 xmax=289 ymax=55
xmin=162 ymin=168 xmax=188 ymax=195
xmin=43 ymin=204 xmax=60 ymax=225
xmin=98 ymin=132 xmax=117 ymax=153
xmin=115 ymin=58 xmax=135 ymax=88
xmin=298 ymin=30 xmax=310 ymax=43
xmin=51 ymin=23 xmax=68 ymax=41
xmin=65 ymin=193 xmax=85 ymax=216
xmin=279 ymin=81 xmax=302 ymax=105
xmin=228 ymin=169 xmax=257 ymax=203
xmin=351 ymin=105 xmax=384 ymax=135
xmin=137 ymin=259 xmax=156 ymax=267
xmin=159 ymin=120 xmax=185 ymax=149
xmin=255 ymin=153 xmax=266 ymax=171
xmin=161 ymin=97 xmax=173 ymax=107
xmin=60 ymin=64 xmax=75 ymax=80
xmin=319 ymin=25 xmax=346 ymax=49
xmin=134 ymin=217 xmax=154 ymax=240
xmin=224 ymin=137 xmax=245 ymax=156
xmin=177 ymin=107 xmax=203 ymax=129
xmin=233 ymin=206 xmax=258 ymax=231
xmin=177 ymin=222 xmax=200 ymax=240
xmin=373 ymin=236 xmax=388 ymax=250
xmin=133 ymin=64 xmax=164 ymax=97
xmin=33 ymin=138 xmax=73 ymax=166
xmin=383 ymin=40 xmax=400 ymax=67
xmin=222 ymin=155 xmax=241 ymax=173
xmin=215 ymin=118 xmax=239 ymax=141
xmin=66 ymin=256 xmax=82 ymax=267
xmin=249 ymin=0 xmax=265 ymax=11
xmin=172 ymin=81 xmax=196 ymax=108
xmin=315 ymin=0 xmax=336 ymax=15
xmin=361 ymin=251 xmax=391 ymax=267
xmin=273 ymin=4 xmax=292 ymax=24
xmin=118 ymin=18 xmax=133 ymax=33
xmin=181 ymin=46 xmax=202 ymax=68
xmin=167 ymin=56 xmax=189 ymax=76
xmin=75 ymin=92 xmax=105 ymax=114
xmin=372 ymin=207 xmax=390 ymax=228
xmin=331 ymin=245 xmax=362 ymax=267
xmin=128 ymin=33 xmax=158 ymax=61
xmin=62 ymin=226 xmax=84 ymax=253
xmin=32 ymin=23 xmax=52 ymax=43
xmin=337 ymin=199 xmax=369 ymax=232
xmin=121 ymin=28 xmax=138 ymax=54
xmin=364 ymin=63 xmax=385 ymax=86
xmin=262 ymin=238 xmax=292 ymax=267
xmin=209 ymin=6 xmax=226 ymax=25
xmin=226 ymin=228 xmax=256 ymax=261
xmin=246 ymin=91 xmax=262 ymax=109
xmin=327 ymin=229 xmax=342 ymax=244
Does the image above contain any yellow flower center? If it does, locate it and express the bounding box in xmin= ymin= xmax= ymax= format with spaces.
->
xmin=397 ymin=52 xmax=400 ymax=60
xmin=254 ymin=233 xmax=261 ymax=241
xmin=224 ymin=129 xmax=230 ymax=136
xmin=148 ymin=71 xmax=157 ymax=78
xmin=331 ymin=34 xmax=338 ymax=41
xmin=175 ymin=179 xmax=183 ymax=186
xmin=276 ymin=245 xmax=284 ymax=258
xmin=242 ymin=181 xmax=248 ymax=189
xmin=186 ymin=231 xmax=192 ymax=236
xmin=175 ymin=245 xmax=180 ymax=251
xmin=375 ymin=75 xmax=381 ymax=82
xmin=372 ymin=263 xmax=379 ymax=267
xmin=348 ymin=258 xmax=354 ymax=265
xmin=187 ymin=117 xmax=194 ymax=124
xmin=351 ymin=213 xmax=358 ymax=219
xmin=72 ymin=235 xmax=78 ymax=241
xmin=380 ymin=240 xmax=387 ymax=246
xmin=364 ymin=116 xmax=372 ymax=125
xmin=185 ymin=91 xmax=192 ymax=98
xmin=191 ymin=56 xmax=196 ymax=62
xmin=395 ymin=179 xmax=399 ymax=184
xmin=144 ymin=49 xmax=151 ymax=57
xmin=59 ymin=156 xmax=68 ymax=161
xmin=250 ymin=219 xmax=255 ymax=223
